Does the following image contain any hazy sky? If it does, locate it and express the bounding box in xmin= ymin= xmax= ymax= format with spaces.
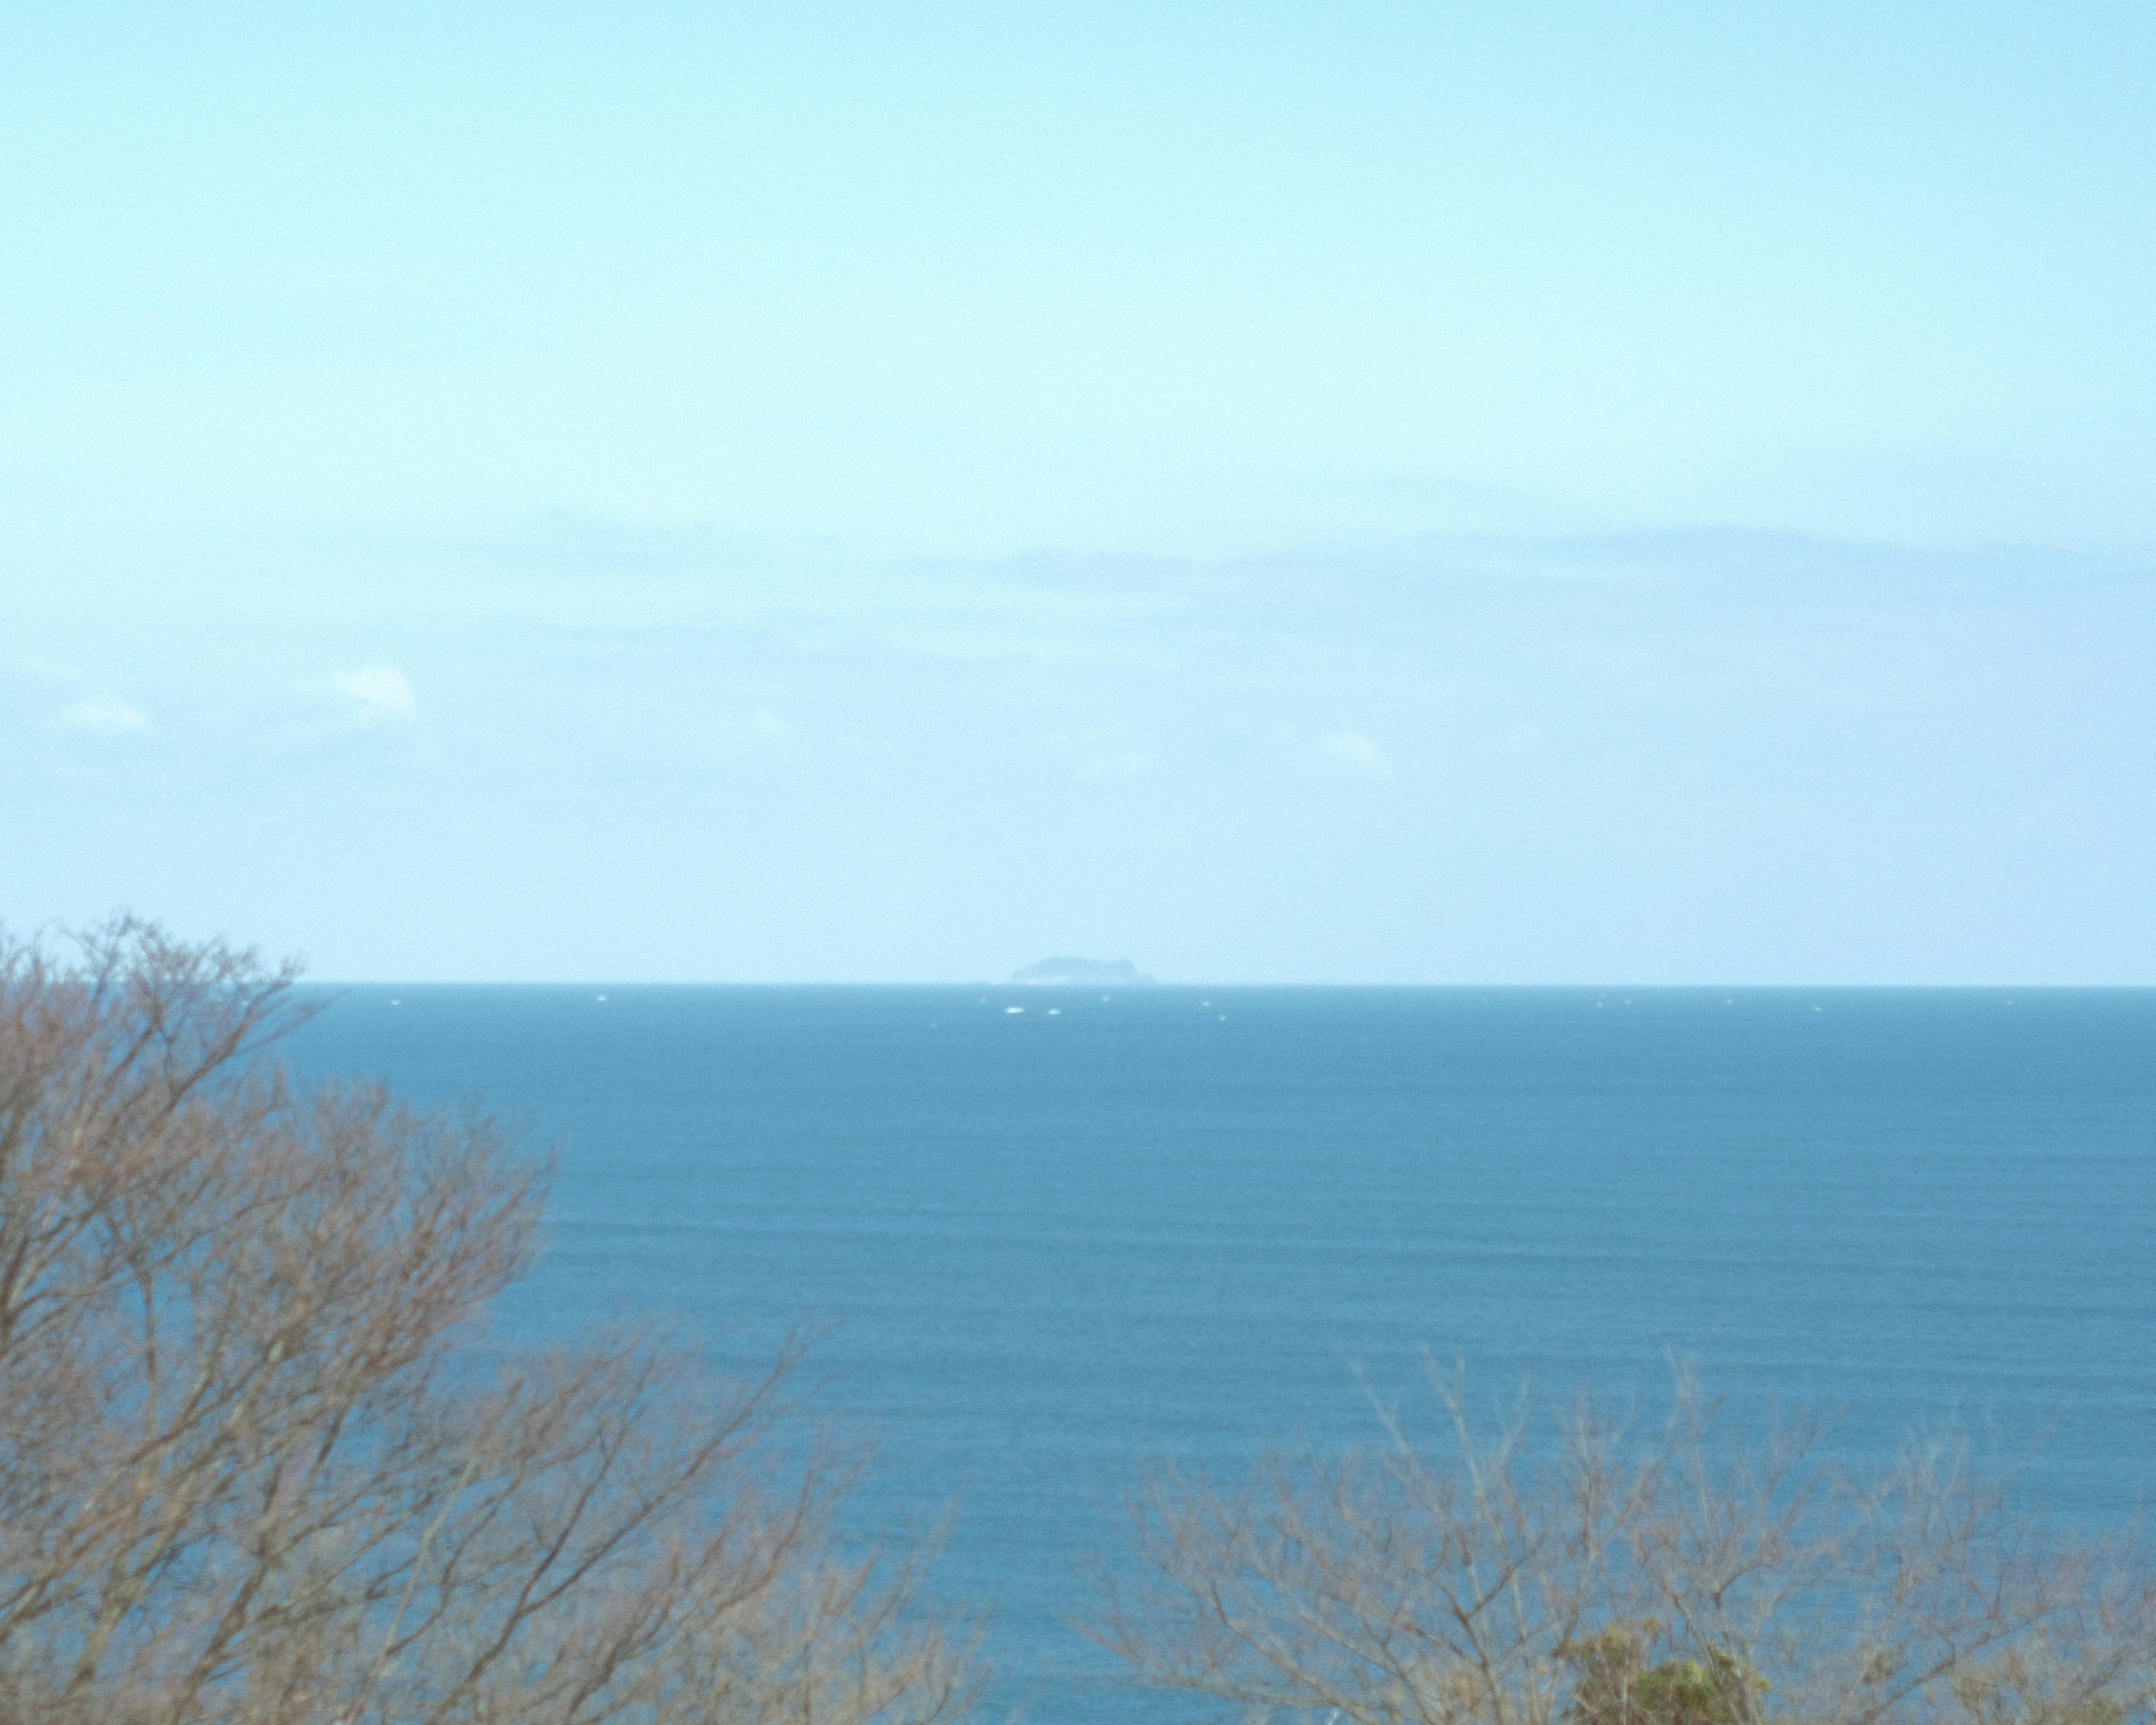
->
xmin=7 ymin=2 xmax=2153 ymax=982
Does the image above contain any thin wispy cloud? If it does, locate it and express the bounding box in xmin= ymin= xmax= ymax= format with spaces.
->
xmin=1304 ymin=730 xmax=1393 ymax=780
xmin=330 ymin=667 xmax=416 ymax=725
xmin=49 ymin=699 xmax=149 ymax=739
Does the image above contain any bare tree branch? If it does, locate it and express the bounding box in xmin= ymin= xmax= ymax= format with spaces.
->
xmin=1086 ymin=1361 xmax=2156 ymax=1725
xmin=0 ymin=919 xmax=984 ymax=1725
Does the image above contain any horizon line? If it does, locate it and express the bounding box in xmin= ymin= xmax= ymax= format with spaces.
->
xmin=299 ymin=978 xmax=2156 ymax=991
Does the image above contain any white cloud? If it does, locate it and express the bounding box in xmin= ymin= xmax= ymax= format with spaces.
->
xmin=51 ymin=699 xmax=149 ymax=738
xmin=330 ymin=667 xmax=417 ymax=724
xmin=1305 ymin=729 xmax=1394 ymax=779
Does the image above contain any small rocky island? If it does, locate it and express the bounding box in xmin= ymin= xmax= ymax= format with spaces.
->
xmin=1008 ymin=957 xmax=1156 ymax=986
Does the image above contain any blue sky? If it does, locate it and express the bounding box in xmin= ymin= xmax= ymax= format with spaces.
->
xmin=6 ymin=2 xmax=2153 ymax=981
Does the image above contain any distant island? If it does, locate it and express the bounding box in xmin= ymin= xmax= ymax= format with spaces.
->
xmin=1008 ymin=957 xmax=1157 ymax=986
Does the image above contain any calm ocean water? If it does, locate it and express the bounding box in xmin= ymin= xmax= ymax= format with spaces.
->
xmin=289 ymin=986 xmax=2156 ymax=1722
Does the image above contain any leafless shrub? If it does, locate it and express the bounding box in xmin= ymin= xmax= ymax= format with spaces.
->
xmin=0 ymin=918 xmax=981 ymax=1725
xmin=1086 ymin=1363 xmax=2156 ymax=1725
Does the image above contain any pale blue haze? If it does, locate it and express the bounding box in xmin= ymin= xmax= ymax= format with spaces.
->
xmin=6 ymin=3 xmax=2155 ymax=982
xmin=290 ymin=985 xmax=2156 ymax=1724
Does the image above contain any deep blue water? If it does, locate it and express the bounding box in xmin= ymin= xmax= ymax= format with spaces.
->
xmin=288 ymin=986 xmax=2156 ymax=1722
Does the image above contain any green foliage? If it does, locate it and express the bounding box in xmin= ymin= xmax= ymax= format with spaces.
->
xmin=1559 ymin=1622 xmax=1769 ymax=1725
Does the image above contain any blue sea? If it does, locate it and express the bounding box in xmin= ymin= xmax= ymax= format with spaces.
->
xmin=289 ymin=986 xmax=2156 ymax=1723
